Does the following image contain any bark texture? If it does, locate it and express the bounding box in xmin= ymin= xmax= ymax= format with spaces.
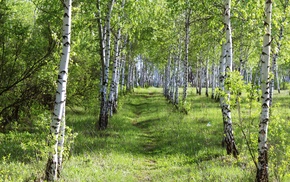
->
xmin=182 ymin=8 xmax=191 ymax=103
xmin=221 ymin=0 xmax=239 ymax=158
xmin=256 ymin=0 xmax=272 ymax=181
xmin=98 ymin=0 xmax=115 ymax=130
xmin=45 ymin=0 xmax=72 ymax=180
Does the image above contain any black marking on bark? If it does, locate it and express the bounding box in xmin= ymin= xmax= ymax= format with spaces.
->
xmin=64 ymin=42 xmax=70 ymax=46
xmin=261 ymin=118 xmax=269 ymax=124
xmin=262 ymin=103 xmax=268 ymax=108
xmin=265 ymin=39 xmax=272 ymax=47
xmin=64 ymin=13 xmax=69 ymax=18
xmin=259 ymin=129 xmax=266 ymax=134
xmin=60 ymin=70 xmax=66 ymax=74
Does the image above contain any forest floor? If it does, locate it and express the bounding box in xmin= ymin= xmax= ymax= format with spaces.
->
xmin=61 ymin=87 xmax=255 ymax=181
xmin=1 ymin=87 xmax=290 ymax=181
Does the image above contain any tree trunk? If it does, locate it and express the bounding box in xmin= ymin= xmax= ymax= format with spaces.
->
xmin=120 ymin=54 xmax=126 ymax=94
xmin=183 ymin=8 xmax=191 ymax=103
xmin=270 ymin=15 xmax=286 ymax=105
xmin=211 ymin=64 xmax=216 ymax=99
xmin=221 ymin=0 xmax=239 ymax=158
xmin=174 ymin=55 xmax=179 ymax=105
xmin=164 ymin=56 xmax=171 ymax=99
xmin=198 ymin=66 xmax=202 ymax=95
xmin=205 ymin=58 xmax=209 ymax=97
xmin=126 ymin=61 xmax=131 ymax=92
xmin=45 ymin=0 xmax=72 ymax=180
xmin=196 ymin=62 xmax=199 ymax=94
xmin=108 ymin=39 xmax=119 ymax=116
xmin=256 ymin=0 xmax=272 ymax=181
xmin=108 ymin=26 xmax=121 ymax=116
xmin=57 ymin=106 xmax=65 ymax=177
xmin=170 ymin=54 xmax=176 ymax=103
xmin=97 ymin=0 xmax=115 ymax=130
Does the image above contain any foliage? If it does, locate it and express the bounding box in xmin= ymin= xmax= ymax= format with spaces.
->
xmin=269 ymin=103 xmax=290 ymax=181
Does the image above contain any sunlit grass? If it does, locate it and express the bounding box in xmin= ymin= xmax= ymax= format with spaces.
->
xmin=0 ymin=87 xmax=289 ymax=181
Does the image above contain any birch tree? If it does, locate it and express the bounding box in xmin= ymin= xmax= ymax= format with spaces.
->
xmin=269 ymin=0 xmax=289 ymax=106
xmin=256 ymin=0 xmax=272 ymax=181
xmin=45 ymin=0 xmax=72 ymax=180
xmin=108 ymin=0 xmax=125 ymax=116
xmin=182 ymin=4 xmax=191 ymax=103
xmin=220 ymin=0 xmax=239 ymax=158
xmin=96 ymin=0 xmax=115 ymax=130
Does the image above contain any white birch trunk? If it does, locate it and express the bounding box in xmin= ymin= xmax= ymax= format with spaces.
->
xmin=221 ymin=0 xmax=239 ymax=158
xmin=114 ymin=48 xmax=122 ymax=113
xmin=256 ymin=0 xmax=272 ymax=181
xmin=57 ymin=106 xmax=65 ymax=177
xmin=182 ymin=8 xmax=191 ymax=103
xmin=219 ymin=44 xmax=226 ymax=100
xmin=196 ymin=62 xmax=199 ymax=94
xmin=108 ymin=46 xmax=118 ymax=116
xmin=126 ymin=62 xmax=131 ymax=92
xmin=211 ymin=64 xmax=216 ymax=99
xmin=108 ymin=23 xmax=121 ymax=116
xmin=141 ymin=59 xmax=145 ymax=88
xmin=45 ymin=0 xmax=71 ymax=180
xmin=270 ymin=16 xmax=285 ymax=105
xmin=170 ymin=55 xmax=176 ymax=103
xmin=205 ymin=59 xmax=209 ymax=97
xmin=120 ymin=54 xmax=126 ymax=94
xmin=198 ymin=66 xmax=202 ymax=95
xmin=165 ymin=56 xmax=171 ymax=99
xmin=98 ymin=0 xmax=115 ymax=130
xmin=174 ymin=55 xmax=179 ymax=105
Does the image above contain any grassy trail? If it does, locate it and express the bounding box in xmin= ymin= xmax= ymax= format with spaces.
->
xmin=1 ymin=88 xmax=289 ymax=181
xmin=61 ymin=87 xmax=256 ymax=181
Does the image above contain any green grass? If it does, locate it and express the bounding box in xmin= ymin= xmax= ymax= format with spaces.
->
xmin=0 ymin=87 xmax=289 ymax=181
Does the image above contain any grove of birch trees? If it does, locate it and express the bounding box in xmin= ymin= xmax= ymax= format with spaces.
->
xmin=1 ymin=0 xmax=290 ymax=181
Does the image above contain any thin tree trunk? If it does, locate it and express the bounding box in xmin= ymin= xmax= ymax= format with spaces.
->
xmin=198 ymin=66 xmax=202 ymax=95
xmin=196 ymin=62 xmax=199 ymax=94
xmin=174 ymin=55 xmax=179 ymax=105
xmin=205 ymin=58 xmax=209 ymax=97
xmin=120 ymin=54 xmax=126 ymax=94
xmin=211 ymin=64 xmax=216 ymax=99
xmin=45 ymin=0 xmax=72 ymax=180
xmin=97 ymin=0 xmax=115 ymax=130
xmin=126 ymin=61 xmax=131 ymax=92
xmin=256 ymin=0 xmax=272 ymax=181
xmin=108 ymin=26 xmax=122 ymax=116
xmin=219 ymin=45 xmax=226 ymax=101
xmin=270 ymin=15 xmax=286 ymax=105
xmin=57 ymin=106 xmax=65 ymax=177
xmin=164 ymin=56 xmax=171 ymax=99
xmin=182 ymin=7 xmax=191 ymax=103
xmin=170 ymin=54 xmax=176 ymax=103
xmin=221 ymin=0 xmax=239 ymax=158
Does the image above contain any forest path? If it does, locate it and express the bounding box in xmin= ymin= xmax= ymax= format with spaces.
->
xmin=128 ymin=90 xmax=167 ymax=181
xmin=63 ymin=87 xmax=238 ymax=181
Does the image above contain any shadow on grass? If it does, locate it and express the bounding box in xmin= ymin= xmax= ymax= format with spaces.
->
xmin=0 ymin=88 xmax=225 ymax=167
xmin=67 ymin=89 xmax=226 ymax=166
